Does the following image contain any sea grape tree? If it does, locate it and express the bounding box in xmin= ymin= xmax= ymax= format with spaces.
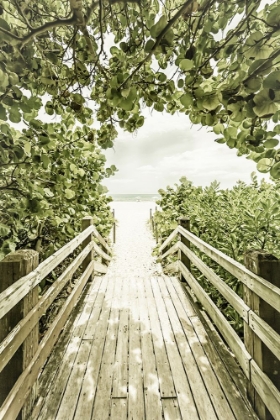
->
xmin=1 ymin=0 xmax=280 ymax=256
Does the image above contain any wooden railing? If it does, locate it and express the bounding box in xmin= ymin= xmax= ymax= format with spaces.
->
xmin=159 ymin=217 xmax=280 ymax=420
xmin=0 ymin=216 xmax=112 ymax=420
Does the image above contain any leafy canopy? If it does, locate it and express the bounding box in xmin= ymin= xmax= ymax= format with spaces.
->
xmin=1 ymin=0 xmax=280 ymax=176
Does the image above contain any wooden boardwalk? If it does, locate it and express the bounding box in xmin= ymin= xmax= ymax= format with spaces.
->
xmin=31 ymin=203 xmax=258 ymax=420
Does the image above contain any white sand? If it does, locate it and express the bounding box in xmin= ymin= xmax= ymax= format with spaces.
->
xmin=108 ymin=201 xmax=160 ymax=275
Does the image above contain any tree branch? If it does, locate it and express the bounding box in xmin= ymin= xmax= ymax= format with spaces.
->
xmin=119 ymin=0 xmax=195 ymax=88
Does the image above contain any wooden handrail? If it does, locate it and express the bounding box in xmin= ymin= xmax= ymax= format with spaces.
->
xmin=159 ymin=221 xmax=280 ymax=420
xmin=0 ymin=226 xmax=94 ymax=319
xmin=178 ymin=225 xmax=280 ymax=313
xmin=0 ymin=218 xmax=112 ymax=420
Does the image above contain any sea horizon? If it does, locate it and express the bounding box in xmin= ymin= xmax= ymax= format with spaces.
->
xmin=109 ymin=193 xmax=160 ymax=202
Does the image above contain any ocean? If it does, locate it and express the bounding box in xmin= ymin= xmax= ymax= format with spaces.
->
xmin=110 ymin=194 xmax=160 ymax=202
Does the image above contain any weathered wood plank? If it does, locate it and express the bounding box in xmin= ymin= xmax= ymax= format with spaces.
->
xmin=94 ymin=261 xmax=107 ymax=274
xmin=73 ymin=274 xmax=116 ymax=419
xmin=128 ymin=278 xmax=145 ymax=420
xmin=179 ymin=261 xmax=251 ymax=378
xmin=158 ymin=227 xmax=179 ymax=254
xmin=110 ymin=398 xmax=127 ymax=420
xmin=251 ymin=360 xmax=280 ymax=420
xmin=249 ymin=311 xmax=280 ymax=362
xmin=151 ymin=277 xmax=199 ymax=420
xmin=160 ymin=276 xmax=221 ymax=420
xmin=55 ymin=339 xmax=92 ymax=420
xmin=0 ymin=226 xmax=94 ymax=319
xmin=31 ymin=279 xmax=100 ymax=420
xmin=92 ymin=241 xmax=112 ymax=262
xmin=0 ymin=260 xmax=95 ymax=420
xmin=179 ymin=241 xmax=250 ymax=322
xmin=138 ymin=277 xmax=162 ymax=420
xmin=162 ymin=398 xmax=182 ymax=420
xmin=0 ymin=241 xmax=94 ymax=373
xmin=178 ymin=225 xmax=280 ymax=313
xmin=161 ymin=241 xmax=179 ymax=260
xmin=92 ymin=225 xmax=112 ymax=255
xmin=144 ymin=275 xmax=176 ymax=398
xmin=90 ymin=273 xmax=122 ymax=419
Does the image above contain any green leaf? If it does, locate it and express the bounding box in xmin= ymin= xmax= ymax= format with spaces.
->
xmin=144 ymin=39 xmax=155 ymax=53
xmin=9 ymin=106 xmax=21 ymax=123
xmin=256 ymin=158 xmax=273 ymax=173
xmin=270 ymin=162 xmax=280 ymax=179
xmin=263 ymin=138 xmax=279 ymax=149
xmin=0 ymin=103 xmax=7 ymax=121
xmin=42 ymin=155 xmax=50 ymax=169
xmin=0 ymin=223 xmax=11 ymax=237
xmin=263 ymin=71 xmax=280 ymax=90
xmin=180 ymin=93 xmax=193 ymax=107
xmin=150 ymin=15 xmax=167 ymax=39
xmin=203 ymin=95 xmax=220 ymax=111
xmin=65 ymin=189 xmax=76 ymax=200
xmin=179 ymin=59 xmax=194 ymax=71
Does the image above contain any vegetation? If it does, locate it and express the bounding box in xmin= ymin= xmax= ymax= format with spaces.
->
xmin=154 ymin=174 xmax=280 ymax=335
xmin=1 ymin=0 xmax=280 ymax=258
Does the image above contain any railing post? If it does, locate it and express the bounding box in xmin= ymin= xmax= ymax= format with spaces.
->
xmin=112 ymin=209 xmax=116 ymax=244
xmin=178 ymin=217 xmax=191 ymax=282
xmin=150 ymin=208 xmax=154 ymax=232
xmin=0 ymin=249 xmax=39 ymax=419
xmin=244 ymin=250 xmax=280 ymax=420
xmin=82 ymin=216 xmax=94 ymax=272
xmin=154 ymin=207 xmax=158 ymax=243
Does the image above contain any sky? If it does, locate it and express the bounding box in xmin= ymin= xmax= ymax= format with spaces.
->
xmin=103 ymin=109 xmax=270 ymax=194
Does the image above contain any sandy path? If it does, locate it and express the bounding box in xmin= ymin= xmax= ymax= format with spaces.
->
xmin=109 ymin=201 xmax=159 ymax=276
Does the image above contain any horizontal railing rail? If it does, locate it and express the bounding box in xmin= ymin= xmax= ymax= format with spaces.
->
xmin=0 ymin=216 xmax=112 ymax=420
xmin=159 ymin=217 xmax=280 ymax=420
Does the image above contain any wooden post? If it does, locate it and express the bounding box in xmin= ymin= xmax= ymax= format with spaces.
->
xmin=0 ymin=249 xmax=39 ymax=420
xmin=244 ymin=250 xmax=280 ymax=420
xmin=178 ymin=217 xmax=191 ymax=282
xmin=112 ymin=209 xmax=116 ymax=243
xmin=150 ymin=209 xmax=154 ymax=232
xmin=82 ymin=216 xmax=94 ymax=273
xmin=154 ymin=207 xmax=158 ymax=243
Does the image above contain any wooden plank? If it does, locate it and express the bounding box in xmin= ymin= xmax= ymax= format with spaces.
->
xmin=92 ymin=241 xmax=112 ymax=262
xmin=143 ymin=275 xmax=176 ymax=398
xmin=158 ymin=227 xmax=179 ymax=254
xmin=94 ymin=261 xmax=107 ymax=274
xmin=251 ymin=360 xmax=280 ymax=420
xmin=90 ymin=273 xmax=122 ymax=419
xmin=110 ymin=398 xmax=127 ymax=420
xmin=178 ymin=225 xmax=280 ymax=313
xmin=179 ymin=261 xmax=251 ymax=378
xmin=55 ymin=340 xmax=92 ymax=420
xmin=0 ymin=226 xmax=94 ymax=319
xmin=162 ymin=398 xmax=182 ymax=420
xmin=179 ymin=242 xmax=250 ymax=322
xmin=0 ymin=260 xmax=95 ymax=420
xmin=171 ymin=278 xmax=259 ymax=420
xmin=74 ymin=274 xmax=117 ymax=419
xmin=128 ymin=279 xmax=145 ymax=420
xmin=138 ymin=277 xmax=162 ymax=420
xmin=192 ymin=313 xmax=259 ymax=420
xmin=0 ymin=242 xmax=94 ymax=373
xmin=31 ymin=279 xmax=101 ymax=420
xmin=150 ymin=277 xmax=199 ymax=420
xmin=161 ymin=241 xmax=179 ymax=260
xmin=249 ymin=311 xmax=280 ymax=362
xmin=160 ymin=276 xmax=221 ymax=420
xmin=35 ymin=277 xmax=103 ymax=420
xmin=92 ymin=225 xmax=112 ymax=255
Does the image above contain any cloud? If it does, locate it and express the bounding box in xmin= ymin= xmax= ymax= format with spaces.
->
xmin=103 ymin=110 xmax=270 ymax=193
